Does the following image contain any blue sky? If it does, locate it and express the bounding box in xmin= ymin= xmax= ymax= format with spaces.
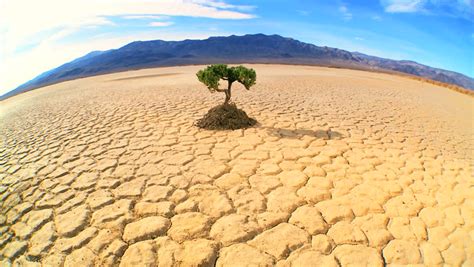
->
xmin=0 ymin=0 xmax=473 ymax=96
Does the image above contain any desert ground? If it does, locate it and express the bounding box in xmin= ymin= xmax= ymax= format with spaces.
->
xmin=0 ymin=64 xmax=473 ymax=266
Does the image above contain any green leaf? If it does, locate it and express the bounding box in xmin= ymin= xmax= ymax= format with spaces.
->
xmin=196 ymin=64 xmax=256 ymax=92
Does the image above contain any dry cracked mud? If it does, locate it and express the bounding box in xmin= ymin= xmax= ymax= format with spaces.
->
xmin=0 ymin=65 xmax=473 ymax=266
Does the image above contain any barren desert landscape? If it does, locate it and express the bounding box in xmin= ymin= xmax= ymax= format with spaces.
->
xmin=0 ymin=64 xmax=473 ymax=266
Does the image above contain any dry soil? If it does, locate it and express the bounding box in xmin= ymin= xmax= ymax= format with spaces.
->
xmin=0 ymin=65 xmax=473 ymax=266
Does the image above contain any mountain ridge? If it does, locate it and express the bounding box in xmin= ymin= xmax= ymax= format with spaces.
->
xmin=2 ymin=34 xmax=473 ymax=100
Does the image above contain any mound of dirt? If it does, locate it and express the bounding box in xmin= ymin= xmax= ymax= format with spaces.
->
xmin=195 ymin=103 xmax=257 ymax=130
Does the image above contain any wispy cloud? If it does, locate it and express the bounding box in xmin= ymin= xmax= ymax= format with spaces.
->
xmin=192 ymin=0 xmax=256 ymax=11
xmin=339 ymin=4 xmax=353 ymax=20
xmin=372 ymin=15 xmax=383 ymax=20
xmin=122 ymin=15 xmax=170 ymax=20
xmin=149 ymin=21 xmax=174 ymax=27
xmin=297 ymin=10 xmax=311 ymax=16
xmin=0 ymin=0 xmax=255 ymax=53
xmin=381 ymin=0 xmax=425 ymax=13
xmin=380 ymin=0 xmax=474 ymax=20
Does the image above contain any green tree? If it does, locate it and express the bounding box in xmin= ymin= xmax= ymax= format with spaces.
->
xmin=196 ymin=64 xmax=256 ymax=105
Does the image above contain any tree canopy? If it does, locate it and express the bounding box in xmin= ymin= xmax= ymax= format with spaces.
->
xmin=196 ymin=64 xmax=256 ymax=104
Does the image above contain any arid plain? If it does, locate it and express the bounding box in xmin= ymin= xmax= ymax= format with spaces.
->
xmin=0 ymin=65 xmax=473 ymax=266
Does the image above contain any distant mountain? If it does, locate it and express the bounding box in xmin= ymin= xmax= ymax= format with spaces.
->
xmin=352 ymin=52 xmax=473 ymax=89
xmin=3 ymin=34 xmax=473 ymax=99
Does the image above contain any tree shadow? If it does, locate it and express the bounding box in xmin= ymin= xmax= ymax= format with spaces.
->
xmin=258 ymin=125 xmax=344 ymax=140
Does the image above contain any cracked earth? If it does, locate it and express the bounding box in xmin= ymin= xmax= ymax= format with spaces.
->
xmin=0 ymin=65 xmax=473 ymax=266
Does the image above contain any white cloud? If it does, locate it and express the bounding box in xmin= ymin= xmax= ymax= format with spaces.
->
xmin=0 ymin=0 xmax=255 ymax=53
xmin=149 ymin=21 xmax=174 ymax=27
xmin=381 ymin=0 xmax=474 ymax=18
xmin=297 ymin=10 xmax=311 ymax=16
xmin=382 ymin=0 xmax=426 ymax=13
xmin=122 ymin=15 xmax=170 ymax=20
xmin=191 ymin=0 xmax=256 ymax=11
xmin=372 ymin=15 xmax=382 ymax=20
xmin=339 ymin=5 xmax=353 ymax=20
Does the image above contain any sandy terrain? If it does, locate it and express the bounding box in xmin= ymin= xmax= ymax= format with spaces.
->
xmin=0 ymin=64 xmax=473 ymax=266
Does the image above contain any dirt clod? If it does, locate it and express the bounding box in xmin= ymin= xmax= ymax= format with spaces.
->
xmin=195 ymin=103 xmax=257 ymax=130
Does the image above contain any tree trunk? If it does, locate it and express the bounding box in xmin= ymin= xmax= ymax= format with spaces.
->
xmin=224 ymin=81 xmax=232 ymax=105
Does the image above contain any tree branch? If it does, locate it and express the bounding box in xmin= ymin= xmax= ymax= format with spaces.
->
xmin=215 ymin=88 xmax=226 ymax=92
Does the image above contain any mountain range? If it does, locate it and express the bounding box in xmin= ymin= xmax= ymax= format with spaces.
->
xmin=2 ymin=34 xmax=473 ymax=99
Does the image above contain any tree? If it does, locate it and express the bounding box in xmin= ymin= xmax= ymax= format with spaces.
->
xmin=196 ymin=64 xmax=256 ymax=105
